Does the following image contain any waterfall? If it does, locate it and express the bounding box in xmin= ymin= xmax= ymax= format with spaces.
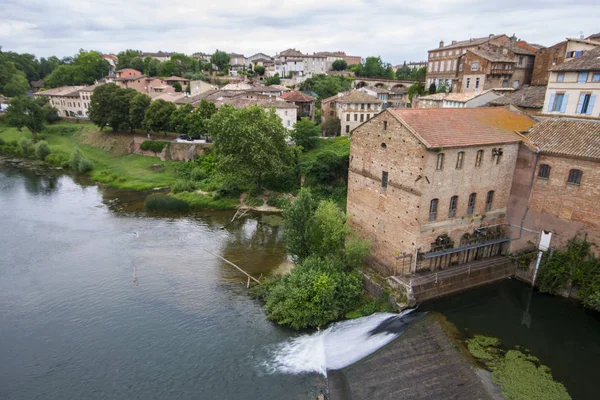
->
xmin=266 ymin=309 xmax=422 ymax=376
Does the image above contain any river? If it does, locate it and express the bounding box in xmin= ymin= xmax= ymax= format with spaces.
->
xmin=1 ymin=166 xmax=599 ymax=400
xmin=0 ymin=167 xmax=321 ymax=400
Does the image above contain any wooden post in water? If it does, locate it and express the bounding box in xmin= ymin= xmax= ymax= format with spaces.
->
xmin=203 ymin=249 xmax=261 ymax=284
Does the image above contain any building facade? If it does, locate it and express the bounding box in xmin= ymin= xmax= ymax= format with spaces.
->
xmin=456 ymin=44 xmax=535 ymax=92
xmin=321 ymin=91 xmax=383 ymax=136
xmin=34 ymin=85 xmax=88 ymax=117
xmin=280 ymin=91 xmax=316 ymax=120
xmin=426 ymin=34 xmax=512 ymax=91
xmin=508 ymin=119 xmax=600 ymax=255
xmin=347 ymin=108 xmax=534 ymax=276
xmin=542 ymin=47 xmax=600 ymax=118
xmin=531 ymin=36 xmax=600 ymax=85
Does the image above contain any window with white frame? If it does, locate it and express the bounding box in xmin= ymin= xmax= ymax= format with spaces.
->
xmin=577 ymin=93 xmax=595 ymax=115
xmin=550 ymin=92 xmax=567 ymax=112
xmin=471 ymin=61 xmax=479 ymax=71
xmin=593 ymin=73 xmax=600 ymax=82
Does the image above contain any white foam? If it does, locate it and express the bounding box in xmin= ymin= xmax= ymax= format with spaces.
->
xmin=266 ymin=310 xmax=413 ymax=376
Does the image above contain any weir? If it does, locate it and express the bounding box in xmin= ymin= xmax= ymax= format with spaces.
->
xmin=268 ymin=312 xmax=498 ymax=400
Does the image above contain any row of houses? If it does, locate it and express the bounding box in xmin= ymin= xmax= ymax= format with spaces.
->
xmin=425 ymin=32 xmax=600 ymax=94
xmin=414 ymin=45 xmax=600 ymax=121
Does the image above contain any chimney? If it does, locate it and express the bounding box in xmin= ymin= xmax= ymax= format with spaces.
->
xmin=452 ymin=40 xmax=457 ymax=45
xmin=439 ymin=40 xmax=444 ymax=48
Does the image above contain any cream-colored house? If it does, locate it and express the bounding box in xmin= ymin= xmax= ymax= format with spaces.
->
xmin=543 ymin=47 xmax=600 ymax=118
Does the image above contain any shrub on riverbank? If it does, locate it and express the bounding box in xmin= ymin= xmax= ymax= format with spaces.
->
xmin=144 ymin=193 xmax=189 ymax=212
xmin=140 ymin=140 xmax=169 ymax=154
xmin=537 ymin=237 xmax=600 ymax=311
xmin=174 ymin=191 xmax=238 ymax=210
xmin=35 ymin=141 xmax=51 ymax=160
xmin=69 ymin=148 xmax=94 ymax=173
xmin=18 ymin=138 xmax=35 ymax=157
xmin=252 ymin=188 xmax=371 ymax=329
xmin=467 ymin=335 xmax=571 ymax=400
xmin=171 ymin=179 xmax=196 ymax=194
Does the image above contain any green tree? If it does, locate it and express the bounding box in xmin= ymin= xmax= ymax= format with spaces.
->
xmin=173 ymin=81 xmax=182 ymax=92
xmin=310 ymin=201 xmax=349 ymax=259
xmin=0 ymin=51 xmax=41 ymax=81
xmin=159 ymin=60 xmax=177 ymax=76
xmin=41 ymin=102 xmax=61 ymax=123
xmin=254 ymin=65 xmax=265 ymax=76
xmin=291 ymin=117 xmax=320 ymax=151
xmin=210 ymin=50 xmax=230 ymax=72
xmin=411 ymin=66 xmax=426 ymax=82
xmin=45 ymin=50 xmax=109 ymax=87
xmin=169 ymin=103 xmax=193 ymax=133
xmin=0 ymin=60 xmax=30 ymax=96
xmin=407 ymin=82 xmax=426 ymax=102
xmin=170 ymin=53 xmax=195 ymax=76
xmin=109 ymin=88 xmax=137 ymax=132
xmin=4 ymin=96 xmax=45 ymax=140
xmin=263 ymin=256 xmax=363 ymax=329
xmin=263 ymin=73 xmax=281 ymax=86
xmin=437 ymin=80 xmax=450 ymax=93
xmin=283 ymin=188 xmax=319 ymax=262
xmin=144 ymin=99 xmax=176 ymax=135
xmin=88 ymin=83 xmax=119 ymax=130
xmin=352 ymin=56 xmax=395 ymax=78
xmin=396 ymin=61 xmax=412 ymax=80
xmin=116 ymin=49 xmax=142 ymax=70
xmin=39 ymin=56 xmax=62 ymax=78
xmin=428 ymin=82 xmax=437 ymax=94
xmin=299 ymin=75 xmax=352 ymax=99
xmin=332 ymin=59 xmax=348 ymax=71
xmin=186 ymin=99 xmax=216 ymax=139
xmin=35 ymin=140 xmax=51 ymax=160
xmin=143 ymin=56 xmax=160 ymax=76
xmin=321 ymin=117 xmax=341 ymax=137
xmin=210 ymin=105 xmax=291 ymax=191
xmin=129 ymin=93 xmax=152 ymax=131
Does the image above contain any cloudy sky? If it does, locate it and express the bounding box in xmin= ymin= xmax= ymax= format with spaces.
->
xmin=1 ymin=0 xmax=599 ymax=64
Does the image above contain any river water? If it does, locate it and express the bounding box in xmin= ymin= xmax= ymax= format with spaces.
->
xmin=0 ymin=167 xmax=320 ymax=400
xmin=1 ymin=166 xmax=600 ymax=400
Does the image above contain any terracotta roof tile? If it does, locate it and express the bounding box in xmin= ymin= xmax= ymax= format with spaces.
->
xmin=488 ymin=85 xmax=546 ymax=109
xmin=388 ymin=108 xmax=535 ymax=148
xmin=550 ymin=47 xmax=600 ymax=71
xmin=525 ymin=118 xmax=600 ymax=161
xmin=322 ymin=90 xmax=383 ymax=104
xmin=280 ymin=91 xmax=316 ymax=102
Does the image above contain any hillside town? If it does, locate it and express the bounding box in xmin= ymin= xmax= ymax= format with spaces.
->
xmin=1 ymin=19 xmax=600 ymax=400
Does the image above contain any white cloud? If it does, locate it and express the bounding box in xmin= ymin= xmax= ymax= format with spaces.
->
xmin=1 ymin=0 xmax=599 ymax=64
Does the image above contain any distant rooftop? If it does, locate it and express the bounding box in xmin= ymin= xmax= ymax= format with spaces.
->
xmin=524 ymin=118 xmax=600 ymax=161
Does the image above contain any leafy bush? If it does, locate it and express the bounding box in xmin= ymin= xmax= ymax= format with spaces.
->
xmin=144 ymin=193 xmax=190 ymax=212
xmin=171 ymin=179 xmax=196 ymax=194
xmin=344 ymin=236 xmax=371 ymax=269
xmin=18 ymin=138 xmax=35 ymax=157
xmin=305 ymin=151 xmax=348 ymax=186
xmin=174 ymin=192 xmax=238 ymax=210
xmin=190 ymin=167 xmax=208 ymax=181
xmin=537 ymin=237 xmax=600 ymax=311
xmin=0 ymin=138 xmax=5 ymax=145
xmin=215 ymin=181 xmax=242 ymax=199
xmin=140 ymin=140 xmax=169 ymax=154
xmin=69 ymin=148 xmax=93 ymax=173
xmin=77 ymin=158 xmax=93 ymax=173
xmin=267 ymin=193 xmax=289 ymax=209
xmin=35 ymin=140 xmax=51 ymax=160
xmin=45 ymin=153 xmax=69 ymax=167
xmin=263 ymin=257 xmax=363 ymax=329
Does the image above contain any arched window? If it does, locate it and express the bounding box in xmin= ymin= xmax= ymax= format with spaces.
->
xmin=456 ymin=151 xmax=464 ymax=169
xmin=538 ymin=164 xmax=551 ymax=179
xmin=485 ymin=191 xmax=494 ymax=211
xmin=449 ymin=195 xmax=458 ymax=217
xmin=429 ymin=199 xmax=439 ymax=221
xmin=436 ymin=153 xmax=445 ymax=170
xmin=567 ymin=169 xmax=583 ymax=185
xmin=467 ymin=193 xmax=477 ymax=215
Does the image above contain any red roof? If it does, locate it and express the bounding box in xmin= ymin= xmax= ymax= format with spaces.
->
xmin=280 ymin=91 xmax=315 ymax=103
xmin=388 ymin=108 xmax=535 ymax=148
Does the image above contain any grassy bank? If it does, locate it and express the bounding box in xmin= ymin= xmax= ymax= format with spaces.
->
xmin=0 ymin=122 xmax=180 ymax=190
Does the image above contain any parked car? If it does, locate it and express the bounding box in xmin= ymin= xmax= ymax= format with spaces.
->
xmin=178 ymin=134 xmax=191 ymax=140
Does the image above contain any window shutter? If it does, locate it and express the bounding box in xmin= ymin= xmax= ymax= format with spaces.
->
xmin=547 ymin=93 xmax=555 ymax=112
xmin=560 ymin=94 xmax=568 ymax=113
xmin=586 ymin=95 xmax=596 ymax=116
xmin=576 ymin=94 xmax=585 ymax=114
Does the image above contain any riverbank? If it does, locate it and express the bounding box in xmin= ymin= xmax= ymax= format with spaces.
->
xmin=0 ymin=121 xmax=351 ymax=211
